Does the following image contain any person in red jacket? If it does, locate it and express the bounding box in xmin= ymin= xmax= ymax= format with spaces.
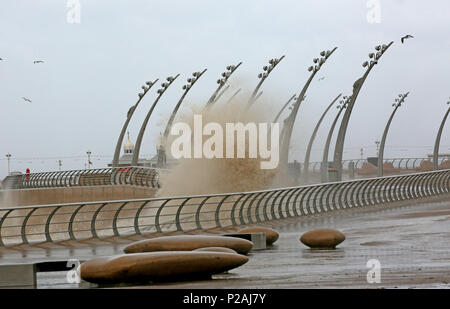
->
xmin=25 ymin=168 xmax=30 ymax=182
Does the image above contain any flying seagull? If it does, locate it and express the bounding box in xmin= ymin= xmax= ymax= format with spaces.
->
xmin=33 ymin=60 xmax=44 ymax=64
xmin=0 ymin=58 xmax=3 ymax=61
xmin=401 ymin=35 xmax=414 ymax=44
xmin=22 ymin=97 xmax=32 ymax=103
xmin=318 ymin=76 xmax=325 ymax=81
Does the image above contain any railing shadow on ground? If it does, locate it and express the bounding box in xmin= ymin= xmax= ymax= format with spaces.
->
xmin=0 ymin=169 xmax=448 ymax=247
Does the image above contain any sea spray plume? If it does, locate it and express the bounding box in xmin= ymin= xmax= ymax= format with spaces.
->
xmin=157 ymin=93 xmax=293 ymax=197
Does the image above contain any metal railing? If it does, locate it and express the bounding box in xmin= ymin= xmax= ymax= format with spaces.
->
xmin=1 ymin=166 xmax=160 ymax=190
xmin=308 ymin=157 xmax=448 ymax=173
xmin=0 ymin=169 xmax=448 ymax=246
xmin=2 ymin=159 xmax=444 ymax=190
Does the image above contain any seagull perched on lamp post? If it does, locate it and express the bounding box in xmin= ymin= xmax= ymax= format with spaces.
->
xmin=401 ymin=35 xmax=414 ymax=44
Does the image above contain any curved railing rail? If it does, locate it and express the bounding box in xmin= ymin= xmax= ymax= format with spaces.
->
xmin=308 ymin=157 xmax=448 ymax=173
xmin=0 ymin=169 xmax=448 ymax=246
xmin=1 ymin=166 xmax=161 ymax=190
xmin=3 ymin=158 xmax=444 ymax=190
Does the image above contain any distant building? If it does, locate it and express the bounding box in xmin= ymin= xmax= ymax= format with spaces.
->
xmin=108 ymin=133 xmax=177 ymax=168
xmin=108 ymin=133 xmax=153 ymax=167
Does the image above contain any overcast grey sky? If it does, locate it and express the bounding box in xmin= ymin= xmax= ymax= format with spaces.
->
xmin=1 ymin=0 xmax=449 ymax=178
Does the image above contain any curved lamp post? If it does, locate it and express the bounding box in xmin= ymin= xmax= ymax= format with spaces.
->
xmin=333 ymin=41 xmax=394 ymax=181
xmin=254 ymin=91 xmax=263 ymax=103
xmin=213 ymin=85 xmax=230 ymax=104
xmin=163 ymin=69 xmax=208 ymax=140
xmin=433 ymin=99 xmax=450 ymax=170
xmin=246 ymin=56 xmax=285 ymax=110
xmin=280 ymin=47 xmax=338 ymax=167
xmin=205 ymin=62 xmax=242 ymax=109
xmin=131 ymin=75 xmax=180 ymax=166
xmin=273 ymin=94 xmax=297 ymax=123
xmin=321 ymin=96 xmax=351 ymax=182
xmin=303 ymin=93 xmax=342 ymax=180
xmin=112 ymin=79 xmax=158 ymax=167
xmin=377 ymin=92 xmax=409 ymax=177
xmin=225 ymin=88 xmax=241 ymax=105
xmin=279 ymin=95 xmax=307 ymax=151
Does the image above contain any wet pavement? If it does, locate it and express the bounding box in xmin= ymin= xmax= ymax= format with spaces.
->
xmin=1 ymin=195 xmax=449 ymax=289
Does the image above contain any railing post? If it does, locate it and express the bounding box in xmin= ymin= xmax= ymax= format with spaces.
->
xmin=68 ymin=170 xmax=78 ymax=186
xmin=279 ymin=189 xmax=297 ymax=219
xmin=175 ymin=199 xmax=190 ymax=231
xmin=312 ymin=185 xmax=328 ymax=213
xmin=214 ymin=195 xmax=230 ymax=228
xmin=195 ymin=197 xmax=211 ymax=230
xmin=68 ymin=205 xmax=86 ymax=240
xmin=229 ymin=195 xmax=245 ymax=226
xmin=389 ymin=176 xmax=401 ymax=202
xmin=358 ymin=180 xmax=371 ymax=207
xmin=45 ymin=206 xmax=62 ymax=242
xmin=154 ymin=200 xmax=171 ymax=233
xmin=238 ymin=194 xmax=255 ymax=226
xmin=134 ymin=201 xmax=151 ymax=235
xmin=268 ymin=190 xmax=286 ymax=220
xmin=254 ymin=192 xmax=272 ymax=223
xmin=246 ymin=192 xmax=266 ymax=224
xmin=348 ymin=181 xmax=363 ymax=208
xmin=405 ymin=174 xmax=415 ymax=199
xmin=91 ymin=203 xmax=108 ymax=239
xmin=410 ymin=174 xmax=422 ymax=199
xmin=370 ymin=179 xmax=383 ymax=206
xmin=21 ymin=208 xmax=38 ymax=244
xmin=335 ymin=182 xmax=349 ymax=209
xmin=300 ymin=186 xmax=315 ymax=216
xmin=323 ymin=183 xmax=338 ymax=210
xmin=299 ymin=186 xmax=315 ymax=215
xmin=378 ymin=176 xmax=392 ymax=204
xmin=261 ymin=191 xmax=279 ymax=222
xmin=289 ymin=188 xmax=304 ymax=217
xmin=0 ymin=210 xmax=14 ymax=247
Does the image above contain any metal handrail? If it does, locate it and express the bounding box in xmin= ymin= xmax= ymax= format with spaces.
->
xmin=308 ymin=157 xmax=448 ymax=173
xmin=0 ymin=169 xmax=448 ymax=246
xmin=1 ymin=166 xmax=161 ymax=190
